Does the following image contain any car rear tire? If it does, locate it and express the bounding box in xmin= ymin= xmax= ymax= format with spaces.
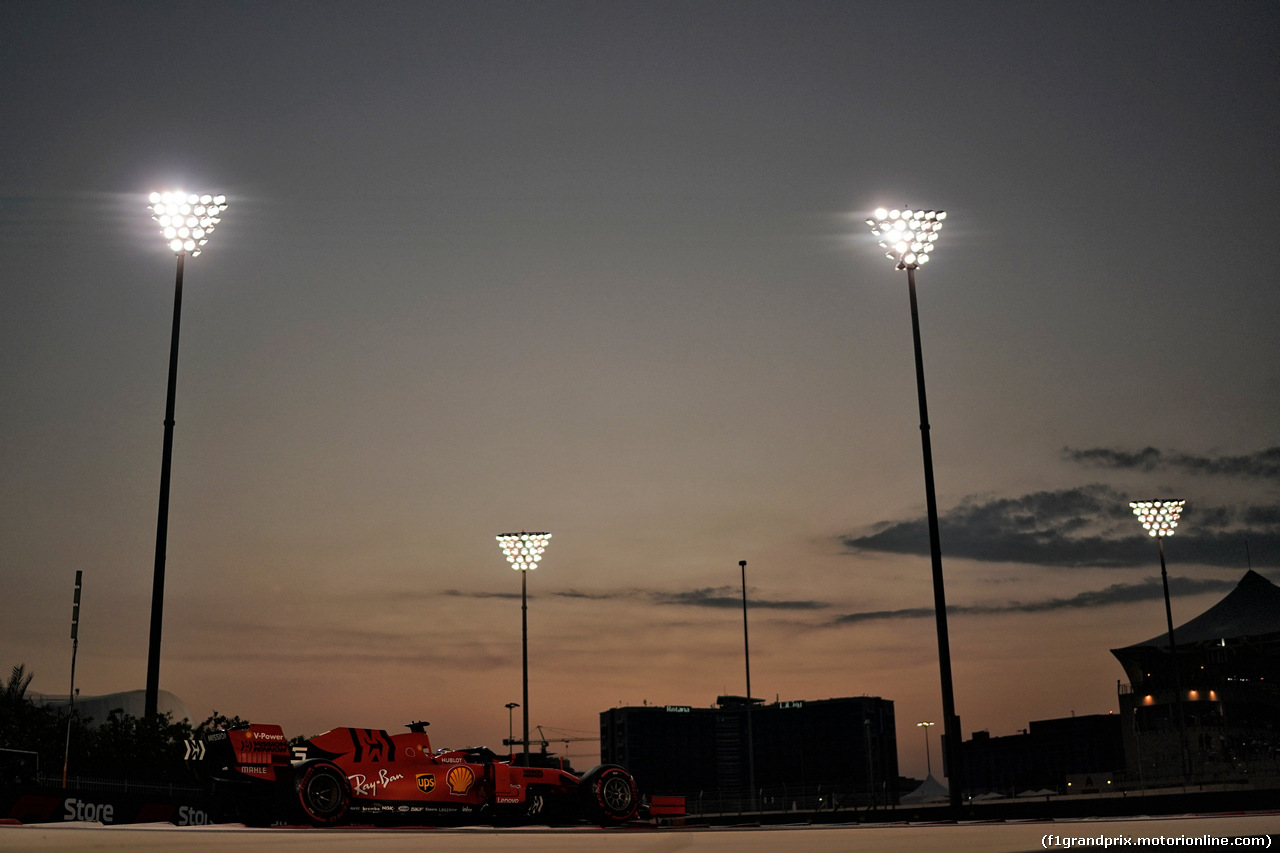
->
xmin=579 ymin=764 xmax=638 ymax=824
xmin=296 ymin=761 xmax=350 ymax=826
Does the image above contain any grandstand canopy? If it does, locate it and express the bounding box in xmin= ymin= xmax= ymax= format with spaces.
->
xmin=1117 ymin=570 xmax=1280 ymax=650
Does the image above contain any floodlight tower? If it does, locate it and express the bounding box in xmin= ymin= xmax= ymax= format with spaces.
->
xmin=62 ymin=571 xmax=82 ymax=788
xmin=496 ymin=531 xmax=552 ymax=764
xmin=504 ymin=702 xmax=520 ymax=761
xmin=739 ymin=560 xmax=755 ymax=809
xmin=1130 ymin=499 xmax=1191 ymax=779
xmin=917 ymin=720 xmax=935 ymax=777
xmin=144 ymin=191 xmax=228 ymax=719
xmin=866 ymin=206 xmax=962 ymax=809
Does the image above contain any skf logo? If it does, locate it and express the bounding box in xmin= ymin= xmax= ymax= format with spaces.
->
xmin=446 ymin=765 xmax=474 ymax=795
xmin=416 ymin=774 xmax=436 ymax=793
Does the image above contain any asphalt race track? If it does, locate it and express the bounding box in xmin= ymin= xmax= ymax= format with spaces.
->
xmin=1 ymin=813 xmax=1278 ymax=853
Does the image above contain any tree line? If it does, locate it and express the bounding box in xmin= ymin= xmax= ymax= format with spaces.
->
xmin=1 ymin=664 xmax=249 ymax=786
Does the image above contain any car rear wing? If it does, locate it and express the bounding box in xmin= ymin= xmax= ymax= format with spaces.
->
xmin=186 ymin=724 xmax=291 ymax=782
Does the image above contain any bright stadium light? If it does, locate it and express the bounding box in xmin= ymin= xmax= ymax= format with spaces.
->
xmin=497 ymin=531 xmax=552 ymax=570
xmin=143 ymin=189 xmax=228 ymax=719
xmin=147 ymin=191 xmax=228 ymax=257
xmin=496 ymin=532 xmax=552 ymax=764
xmin=1130 ymin=499 xmax=1184 ymax=537
xmin=865 ymin=203 xmax=962 ymax=810
xmin=1130 ymin=498 xmax=1190 ymax=780
xmin=866 ymin=206 xmax=946 ymax=271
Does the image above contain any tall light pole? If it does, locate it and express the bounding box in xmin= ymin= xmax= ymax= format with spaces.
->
xmin=866 ymin=206 xmax=963 ymax=809
xmin=505 ymin=702 xmax=519 ymax=762
xmin=1130 ymin=499 xmax=1190 ymax=780
xmin=144 ymin=191 xmax=228 ymax=719
xmin=62 ymin=570 xmax=82 ymax=788
xmin=739 ymin=560 xmax=755 ymax=809
xmin=496 ymin=531 xmax=551 ymax=765
xmin=917 ymin=720 xmax=935 ymax=777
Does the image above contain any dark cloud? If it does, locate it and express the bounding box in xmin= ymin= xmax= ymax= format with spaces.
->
xmin=445 ymin=586 xmax=830 ymax=610
xmin=652 ymin=586 xmax=829 ymax=610
xmin=1065 ymin=446 xmax=1164 ymax=472
xmin=843 ymin=486 xmax=1278 ymax=569
xmin=833 ymin=607 xmax=935 ymax=625
xmin=832 ymin=576 xmax=1243 ymax=625
xmin=442 ymin=588 xmax=638 ymax=602
xmin=553 ymin=588 xmax=634 ymax=601
xmin=844 ymin=484 xmax=1147 ymax=568
xmin=1065 ymin=446 xmax=1280 ymax=481
xmin=443 ymin=589 xmax=522 ymax=600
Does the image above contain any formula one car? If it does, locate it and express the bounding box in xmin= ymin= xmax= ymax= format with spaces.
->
xmin=191 ymin=720 xmax=640 ymax=827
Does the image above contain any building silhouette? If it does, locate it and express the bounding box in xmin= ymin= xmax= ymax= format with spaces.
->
xmin=963 ymin=713 xmax=1125 ymax=796
xmin=600 ymin=695 xmax=897 ymax=811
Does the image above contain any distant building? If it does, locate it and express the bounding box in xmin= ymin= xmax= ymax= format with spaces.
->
xmin=1111 ymin=570 xmax=1280 ymax=785
xmin=601 ymin=695 xmax=897 ymax=810
xmin=962 ymin=714 xmax=1125 ymax=796
xmin=31 ymin=689 xmax=192 ymax=727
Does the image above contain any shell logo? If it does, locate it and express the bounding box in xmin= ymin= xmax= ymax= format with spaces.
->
xmin=446 ymin=765 xmax=474 ymax=795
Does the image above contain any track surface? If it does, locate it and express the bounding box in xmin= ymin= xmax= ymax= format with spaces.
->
xmin=2 ymin=813 xmax=1278 ymax=853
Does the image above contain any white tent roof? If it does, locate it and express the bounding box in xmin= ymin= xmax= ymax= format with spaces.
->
xmin=900 ymin=773 xmax=949 ymax=803
xmin=1117 ymin=570 xmax=1280 ymax=649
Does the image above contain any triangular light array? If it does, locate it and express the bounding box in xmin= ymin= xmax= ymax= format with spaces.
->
xmin=148 ymin=190 xmax=228 ymax=256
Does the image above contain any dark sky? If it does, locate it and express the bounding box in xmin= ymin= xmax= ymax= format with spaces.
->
xmin=2 ymin=1 xmax=1277 ymax=776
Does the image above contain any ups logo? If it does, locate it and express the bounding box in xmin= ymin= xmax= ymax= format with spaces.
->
xmin=415 ymin=774 xmax=436 ymax=793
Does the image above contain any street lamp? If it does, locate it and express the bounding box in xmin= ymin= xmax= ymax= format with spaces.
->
xmin=144 ymin=190 xmax=228 ymax=719
xmin=62 ymin=571 xmax=82 ymax=788
xmin=739 ymin=560 xmax=755 ymax=809
xmin=1130 ymin=499 xmax=1190 ymax=778
xmin=496 ymin=531 xmax=551 ymax=765
xmin=917 ymin=721 xmax=935 ymax=777
xmin=505 ymin=702 xmax=520 ymax=761
xmin=866 ymin=205 xmax=962 ymax=809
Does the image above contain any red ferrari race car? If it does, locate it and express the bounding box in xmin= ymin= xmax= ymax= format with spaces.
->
xmin=192 ymin=721 xmax=641 ymax=827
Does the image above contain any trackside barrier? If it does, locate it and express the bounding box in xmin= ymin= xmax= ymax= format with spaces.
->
xmin=649 ymin=796 xmax=686 ymax=817
xmin=1 ymin=784 xmax=215 ymax=826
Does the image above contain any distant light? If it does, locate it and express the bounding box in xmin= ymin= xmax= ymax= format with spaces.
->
xmin=868 ymin=205 xmax=946 ymax=270
xmin=496 ymin=531 xmax=552 ymax=571
xmin=148 ymin=190 xmax=228 ymax=256
xmin=1129 ymin=499 xmax=1185 ymax=537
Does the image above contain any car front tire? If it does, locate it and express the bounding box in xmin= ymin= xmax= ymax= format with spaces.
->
xmin=579 ymin=765 xmax=639 ymax=824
